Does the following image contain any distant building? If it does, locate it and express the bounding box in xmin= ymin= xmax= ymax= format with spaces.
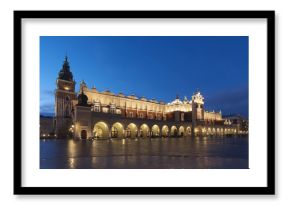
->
xmin=224 ymin=115 xmax=249 ymax=134
xmin=54 ymin=56 xmax=247 ymax=139
xmin=40 ymin=115 xmax=55 ymax=138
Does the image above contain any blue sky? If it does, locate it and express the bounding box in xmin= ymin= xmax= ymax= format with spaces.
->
xmin=40 ymin=36 xmax=248 ymax=117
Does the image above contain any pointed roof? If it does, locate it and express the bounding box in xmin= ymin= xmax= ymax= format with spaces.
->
xmin=58 ymin=55 xmax=73 ymax=81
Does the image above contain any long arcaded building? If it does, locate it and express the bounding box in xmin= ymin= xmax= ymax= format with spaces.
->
xmin=54 ymin=56 xmax=244 ymax=139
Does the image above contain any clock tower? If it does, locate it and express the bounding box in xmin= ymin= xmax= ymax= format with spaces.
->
xmin=55 ymin=56 xmax=77 ymax=136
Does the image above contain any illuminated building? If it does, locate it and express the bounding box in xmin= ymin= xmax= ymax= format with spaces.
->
xmin=55 ymin=56 xmax=246 ymax=139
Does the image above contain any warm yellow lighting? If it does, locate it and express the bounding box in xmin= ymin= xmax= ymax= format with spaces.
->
xmin=64 ymin=86 xmax=70 ymax=91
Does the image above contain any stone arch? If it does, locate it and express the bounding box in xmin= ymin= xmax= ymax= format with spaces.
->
xmin=152 ymin=124 xmax=160 ymax=137
xmin=217 ymin=128 xmax=221 ymax=135
xmin=224 ymin=128 xmax=228 ymax=135
xmin=140 ymin=124 xmax=150 ymax=137
xmin=201 ymin=127 xmax=206 ymax=135
xmin=178 ymin=126 xmax=185 ymax=136
xmin=186 ymin=126 xmax=191 ymax=137
xmin=161 ymin=125 xmax=169 ymax=137
xmin=207 ymin=127 xmax=212 ymax=135
xmin=93 ymin=121 xmax=109 ymax=138
xmin=194 ymin=127 xmax=200 ymax=136
xmin=212 ymin=128 xmax=216 ymax=135
xmin=170 ymin=126 xmax=178 ymax=137
xmin=111 ymin=122 xmax=124 ymax=138
xmin=126 ymin=123 xmax=138 ymax=138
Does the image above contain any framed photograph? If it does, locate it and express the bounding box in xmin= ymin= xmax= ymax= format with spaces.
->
xmin=14 ymin=11 xmax=275 ymax=195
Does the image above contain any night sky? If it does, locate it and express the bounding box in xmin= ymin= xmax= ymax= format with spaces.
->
xmin=40 ymin=36 xmax=248 ymax=118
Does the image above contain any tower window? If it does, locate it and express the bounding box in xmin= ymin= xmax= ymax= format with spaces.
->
xmin=65 ymin=106 xmax=70 ymax=117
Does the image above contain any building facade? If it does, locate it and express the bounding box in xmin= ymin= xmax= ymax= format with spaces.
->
xmin=55 ymin=57 xmax=246 ymax=139
xmin=40 ymin=115 xmax=55 ymax=138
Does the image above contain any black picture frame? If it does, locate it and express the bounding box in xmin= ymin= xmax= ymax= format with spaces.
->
xmin=14 ymin=10 xmax=275 ymax=195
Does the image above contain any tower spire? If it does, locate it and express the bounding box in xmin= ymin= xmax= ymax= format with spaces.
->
xmin=58 ymin=55 xmax=73 ymax=81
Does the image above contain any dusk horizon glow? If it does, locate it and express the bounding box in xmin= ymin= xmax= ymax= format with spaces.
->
xmin=40 ymin=36 xmax=248 ymax=118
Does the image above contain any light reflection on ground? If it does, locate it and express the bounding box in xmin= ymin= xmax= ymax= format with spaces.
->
xmin=40 ymin=136 xmax=248 ymax=169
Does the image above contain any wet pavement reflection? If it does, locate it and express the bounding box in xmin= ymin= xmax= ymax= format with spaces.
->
xmin=40 ymin=136 xmax=248 ymax=169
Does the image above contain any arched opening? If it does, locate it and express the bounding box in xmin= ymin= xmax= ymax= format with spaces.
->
xmin=161 ymin=125 xmax=169 ymax=137
xmin=201 ymin=127 xmax=206 ymax=136
xmin=126 ymin=123 xmax=138 ymax=138
xmin=207 ymin=127 xmax=212 ymax=135
xmin=212 ymin=128 xmax=216 ymax=135
xmin=140 ymin=124 xmax=150 ymax=137
xmin=224 ymin=128 xmax=228 ymax=135
xmin=186 ymin=126 xmax=191 ymax=137
xmin=152 ymin=125 xmax=160 ymax=137
xmin=217 ymin=128 xmax=221 ymax=136
xmin=81 ymin=130 xmax=87 ymax=139
xmin=170 ymin=126 xmax=178 ymax=137
xmin=111 ymin=122 xmax=124 ymax=138
xmin=178 ymin=126 xmax=185 ymax=137
xmin=93 ymin=121 xmax=109 ymax=138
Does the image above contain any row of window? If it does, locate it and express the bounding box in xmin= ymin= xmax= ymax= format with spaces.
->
xmin=92 ymin=105 xmax=165 ymax=120
xmin=92 ymin=99 xmax=165 ymax=111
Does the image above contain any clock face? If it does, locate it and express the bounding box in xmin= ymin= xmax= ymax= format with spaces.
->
xmin=64 ymin=86 xmax=70 ymax=91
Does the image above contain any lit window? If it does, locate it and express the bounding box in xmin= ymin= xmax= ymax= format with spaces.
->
xmin=93 ymin=102 xmax=101 ymax=112
xmin=110 ymin=104 xmax=116 ymax=114
xmin=102 ymin=107 xmax=108 ymax=113
xmin=116 ymin=109 xmax=121 ymax=114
